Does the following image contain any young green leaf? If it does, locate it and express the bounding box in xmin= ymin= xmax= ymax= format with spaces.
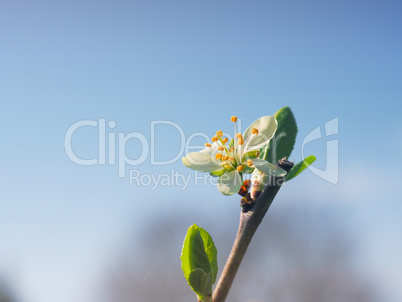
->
xmin=198 ymin=226 xmax=218 ymax=283
xmin=181 ymin=225 xmax=211 ymax=279
xmin=265 ymin=107 xmax=298 ymax=164
xmin=188 ymin=268 xmax=213 ymax=300
xmin=181 ymin=224 xmax=218 ymax=300
xmin=286 ymin=155 xmax=316 ymax=181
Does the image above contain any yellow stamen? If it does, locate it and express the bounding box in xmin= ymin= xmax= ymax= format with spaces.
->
xmin=247 ymin=159 xmax=253 ymax=167
xmin=215 ymin=153 xmax=223 ymax=160
xmin=216 ymin=130 xmax=223 ymax=137
xmin=212 ymin=136 xmax=218 ymax=142
xmin=229 ymin=147 xmax=235 ymax=153
xmin=236 ymin=133 xmax=243 ymax=139
xmin=223 ymin=156 xmax=229 ymax=161
xmin=218 ymin=146 xmax=224 ymax=151
xmin=205 ymin=143 xmax=212 ymax=148
xmin=237 ymin=165 xmax=244 ymax=172
xmin=231 ymin=116 xmax=238 ymax=123
xmin=218 ymin=136 xmax=231 ymax=162
xmin=252 ymin=128 xmax=259 ymax=135
xmin=222 ymin=137 xmax=228 ymax=144
xmin=229 ymin=157 xmax=234 ymax=161
xmin=238 ymin=138 xmax=244 ymax=145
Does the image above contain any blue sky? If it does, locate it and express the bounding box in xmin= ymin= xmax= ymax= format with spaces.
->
xmin=1 ymin=1 xmax=401 ymax=301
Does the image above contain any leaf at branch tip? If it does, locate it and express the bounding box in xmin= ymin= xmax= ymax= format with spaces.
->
xmin=181 ymin=224 xmax=218 ymax=299
xmin=265 ymin=107 xmax=298 ymax=163
xmin=286 ymin=155 xmax=316 ymax=181
xmin=188 ymin=268 xmax=213 ymax=300
xmin=198 ymin=226 xmax=218 ymax=283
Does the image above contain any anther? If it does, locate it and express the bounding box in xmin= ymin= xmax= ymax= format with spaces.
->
xmin=231 ymin=116 xmax=238 ymax=123
xmin=247 ymin=159 xmax=253 ymax=167
xmin=236 ymin=133 xmax=243 ymax=139
xmin=238 ymin=138 xmax=244 ymax=145
xmin=216 ymin=130 xmax=223 ymax=137
xmin=212 ymin=136 xmax=218 ymax=142
xmin=237 ymin=165 xmax=244 ymax=172
xmin=223 ymin=156 xmax=229 ymax=161
xmin=229 ymin=147 xmax=235 ymax=153
xmin=218 ymin=146 xmax=224 ymax=151
xmin=252 ymin=128 xmax=259 ymax=135
xmin=222 ymin=137 xmax=228 ymax=144
xmin=215 ymin=153 xmax=223 ymax=160
xmin=205 ymin=143 xmax=212 ymax=148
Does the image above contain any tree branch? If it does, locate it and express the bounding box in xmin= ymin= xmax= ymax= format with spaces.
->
xmin=213 ymin=159 xmax=293 ymax=302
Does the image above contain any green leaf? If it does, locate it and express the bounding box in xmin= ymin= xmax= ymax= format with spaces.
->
xmin=181 ymin=224 xmax=218 ymax=299
xmin=265 ymin=107 xmax=298 ymax=164
xmin=181 ymin=225 xmax=211 ymax=280
xmin=198 ymin=226 xmax=218 ymax=283
xmin=188 ymin=269 xmax=213 ymax=300
xmin=286 ymin=155 xmax=316 ymax=181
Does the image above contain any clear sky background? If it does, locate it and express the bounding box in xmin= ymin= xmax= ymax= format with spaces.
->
xmin=1 ymin=1 xmax=401 ymax=302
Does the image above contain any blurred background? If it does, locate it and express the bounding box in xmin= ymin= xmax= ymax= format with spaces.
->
xmin=1 ymin=0 xmax=401 ymax=301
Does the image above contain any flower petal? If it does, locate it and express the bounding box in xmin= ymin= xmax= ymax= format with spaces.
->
xmin=252 ymin=159 xmax=287 ymax=177
xmin=243 ymin=116 xmax=277 ymax=154
xmin=217 ymin=170 xmax=242 ymax=195
xmin=182 ymin=152 xmax=222 ymax=172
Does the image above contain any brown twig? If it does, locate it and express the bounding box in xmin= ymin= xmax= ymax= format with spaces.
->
xmin=213 ymin=159 xmax=293 ymax=302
